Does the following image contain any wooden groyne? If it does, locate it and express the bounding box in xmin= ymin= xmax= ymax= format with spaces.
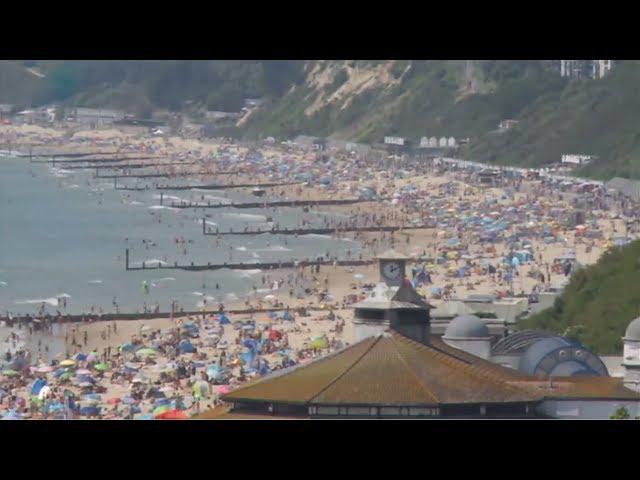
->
xmin=125 ymin=248 xmax=374 ymax=272
xmin=157 ymin=181 xmax=298 ymax=191
xmin=60 ymin=161 xmax=197 ymax=171
xmin=32 ymin=155 xmax=161 ymax=164
xmin=169 ymin=197 xmax=386 ymax=210
xmin=0 ymin=305 xmax=330 ymax=324
xmin=26 ymin=151 xmax=122 ymax=158
xmin=202 ymin=219 xmax=434 ymax=236
xmin=96 ymin=171 xmax=212 ymax=179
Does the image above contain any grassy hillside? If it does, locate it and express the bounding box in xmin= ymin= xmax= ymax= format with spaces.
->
xmin=466 ymin=61 xmax=640 ymax=179
xmin=5 ymin=59 xmax=640 ymax=180
xmin=520 ymin=240 xmax=640 ymax=354
xmin=0 ymin=60 xmax=305 ymax=116
xmin=241 ymin=60 xmax=562 ymax=142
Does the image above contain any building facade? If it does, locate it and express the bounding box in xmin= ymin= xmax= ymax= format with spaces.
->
xmin=560 ymin=60 xmax=614 ymax=79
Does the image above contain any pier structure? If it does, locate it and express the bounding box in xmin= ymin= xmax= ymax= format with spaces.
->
xmin=125 ymin=248 xmax=375 ymax=272
xmin=168 ymin=197 xmax=386 ymax=210
xmin=201 ymin=217 xmax=434 ymax=236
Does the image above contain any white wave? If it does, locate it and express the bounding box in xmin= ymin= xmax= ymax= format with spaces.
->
xmin=53 ymin=168 xmax=74 ymax=174
xmin=196 ymin=296 xmax=216 ymax=308
xmin=153 ymin=277 xmax=176 ymax=282
xmin=254 ymin=245 xmax=291 ymax=252
xmin=222 ymin=213 xmax=267 ymax=222
xmin=135 ymin=259 xmax=168 ymax=266
xmin=232 ymin=269 xmax=262 ymax=278
xmin=235 ymin=246 xmax=247 ymax=251
xmin=129 ymin=201 xmax=144 ymax=206
xmin=88 ymin=279 xmax=103 ymax=284
xmin=67 ymin=184 xmax=80 ymax=189
xmin=302 ymin=233 xmax=332 ymax=239
xmin=225 ymin=293 xmax=239 ymax=301
xmin=191 ymin=291 xmax=205 ymax=297
xmin=202 ymin=194 xmax=231 ymax=203
xmin=15 ymin=297 xmax=60 ymax=306
xmin=0 ymin=281 xmax=7 ymax=287
xmin=204 ymin=220 xmax=218 ymax=227
xmin=251 ymin=252 xmax=260 ymax=259
xmin=153 ymin=194 xmax=182 ymax=202
xmin=148 ymin=205 xmax=179 ymax=212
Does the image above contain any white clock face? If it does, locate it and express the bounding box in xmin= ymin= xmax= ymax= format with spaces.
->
xmin=382 ymin=262 xmax=402 ymax=280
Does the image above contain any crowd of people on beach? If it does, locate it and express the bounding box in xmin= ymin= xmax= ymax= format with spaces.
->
xmin=2 ymin=124 xmax=640 ymax=419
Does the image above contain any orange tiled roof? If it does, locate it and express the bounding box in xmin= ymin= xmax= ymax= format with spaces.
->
xmin=224 ymin=331 xmax=538 ymax=406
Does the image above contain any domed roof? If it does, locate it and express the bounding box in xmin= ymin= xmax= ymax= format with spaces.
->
xmin=443 ymin=314 xmax=490 ymax=339
xmin=624 ymin=317 xmax=640 ymax=341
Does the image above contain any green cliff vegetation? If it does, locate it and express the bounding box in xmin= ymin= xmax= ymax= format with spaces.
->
xmin=520 ymin=240 xmax=640 ymax=354
xmin=4 ymin=60 xmax=640 ymax=180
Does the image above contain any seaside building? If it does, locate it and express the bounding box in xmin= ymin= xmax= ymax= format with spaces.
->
xmin=204 ymin=254 xmax=640 ymax=419
xmin=560 ymin=60 xmax=614 ymax=79
xmin=498 ymin=119 xmax=519 ymax=132
xmin=74 ymin=107 xmax=126 ymax=127
xmin=622 ymin=317 xmax=640 ymax=392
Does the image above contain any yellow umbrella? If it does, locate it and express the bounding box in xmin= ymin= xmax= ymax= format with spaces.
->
xmin=60 ymin=359 xmax=76 ymax=367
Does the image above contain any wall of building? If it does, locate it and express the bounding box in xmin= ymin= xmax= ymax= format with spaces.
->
xmin=443 ymin=338 xmax=492 ymax=359
xmin=353 ymin=321 xmax=390 ymax=342
xmin=537 ymin=399 xmax=640 ymax=419
xmin=464 ymin=299 xmax=528 ymax=323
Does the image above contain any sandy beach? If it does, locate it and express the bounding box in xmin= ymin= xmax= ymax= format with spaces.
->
xmin=0 ymin=122 xmax=635 ymax=419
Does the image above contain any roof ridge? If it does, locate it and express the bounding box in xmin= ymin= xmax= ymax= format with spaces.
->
xmin=307 ymin=335 xmax=382 ymax=403
xmin=389 ymin=336 xmax=440 ymax=403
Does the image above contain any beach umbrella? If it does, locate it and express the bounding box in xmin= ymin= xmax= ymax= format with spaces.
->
xmin=192 ymin=380 xmax=210 ymax=399
xmin=60 ymin=372 xmax=74 ymax=381
xmin=76 ymin=369 xmax=92 ymax=375
xmin=310 ymin=337 xmax=328 ymax=349
xmin=80 ymin=406 xmax=100 ymax=417
xmin=31 ymin=378 xmax=47 ymax=396
xmin=136 ymin=348 xmax=157 ymax=358
xmin=153 ymin=404 xmax=171 ymax=416
xmin=2 ymin=369 xmax=19 ymax=377
xmin=218 ymin=313 xmax=231 ymax=325
xmin=134 ymin=413 xmax=154 ymax=420
xmin=60 ymin=359 xmax=76 ymax=367
xmin=87 ymin=352 xmax=99 ymax=363
xmin=36 ymin=365 xmax=53 ymax=374
xmin=74 ymin=353 xmax=87 ymax=362
xmin=78 ymin=382 xmax=93 ymax=388
xmin=106 ymin=398 xmax=121 ymax=405
xmin=120 ymin=343 xmax=136 ymax=353
xmin=178 ymin=341 xmax=196 ymax=354
xmin=45 ymin=402 xmax=65 ymax=413
xmin=122 ymin=396 xmax=136 ymax=405
xmin=155 ymin=409 xmax=189 ymax=420
xmin=2 ymin=410 xmax=22 ymax=420
xmin=94 ymin=363 xmax=109 ymax=371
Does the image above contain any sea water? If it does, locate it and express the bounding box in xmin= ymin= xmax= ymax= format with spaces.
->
xmin=0 ymin=155 xmax=363 ymax=317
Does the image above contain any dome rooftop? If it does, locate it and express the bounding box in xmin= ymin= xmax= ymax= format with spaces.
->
xmin=624 ymin=317 xmax=640 ymax=341
xmin=443 ymin=314 xmax=490 ymax=339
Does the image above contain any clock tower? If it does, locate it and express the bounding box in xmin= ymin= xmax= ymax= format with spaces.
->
xmin=377 ymin=249 xmax=409 ymax=287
